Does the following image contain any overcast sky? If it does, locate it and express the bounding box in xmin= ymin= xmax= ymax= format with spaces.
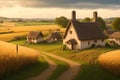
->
xmin=0 ymin=0 xmax=120 ymax=19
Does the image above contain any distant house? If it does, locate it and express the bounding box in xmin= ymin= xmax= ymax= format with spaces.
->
xmin=46 ymin=32 xmax=62 ymax=43
xmin=108 ymin=32 xmax=120 ymax=45
xmin=63 ymin=11 xmax=107 ymax=50
xmin=27 ymin=31 xmax=44 ymax=43
xmin=104 ymin=26 xmax=116 ymax=36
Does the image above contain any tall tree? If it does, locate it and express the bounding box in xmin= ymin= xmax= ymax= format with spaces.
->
xmin=112 ymin=17 xmax=120 ymax=31
xmin=97 ymin=17 xmax=107 ymax=30
xmin=82 ymin=17 xmax=91 ymax=22
xmin=55 ymin=16 xmax=69 ymax=28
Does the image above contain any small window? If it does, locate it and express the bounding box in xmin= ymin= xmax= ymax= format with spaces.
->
xmin=101 ymin=39 xmax=104 ymax=42
xmin=70 ymin=31 xmax=72 ymax=34
xmin=88 ymin=41 xmax=90 ymax=45
xmin=94 ymin=40 xmax=97 ymax=43
xmin=116 ymin=39 xmax=119 ymax=41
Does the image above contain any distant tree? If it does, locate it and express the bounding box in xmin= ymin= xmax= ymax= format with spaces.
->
xmin=55 ymin=16 xmax=69 ymax=28
xmin=112 ymin=17 xmax=120 ymax=31
xmin=0 ymin=20 xmax=3 ymax=23
xmin=82 ymin=17 xmax=91 ymax=22
xmin=97 ymin=17 xmax=107 ymax=30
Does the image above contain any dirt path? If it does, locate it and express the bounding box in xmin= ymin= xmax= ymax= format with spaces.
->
xmin=27 ymin=54 xmax=57 ymax=80
xmin=39 ymin=51 xmax=80 ymax=80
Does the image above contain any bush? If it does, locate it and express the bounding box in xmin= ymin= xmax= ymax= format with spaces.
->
xmin=62 ymin=45 xmax=67 ymax=50
xmin=112 ymin=17 xmax=120 ymax=31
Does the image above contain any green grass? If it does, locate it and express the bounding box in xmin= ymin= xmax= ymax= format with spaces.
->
xmin=11 ymin=40 xmax=62 ymax=52
xmin=0 ymin=56 xmax=48 ymax=80
xmin=16 ymin=21 xmax=55 ymax=26
xmin=47 ymin=56 xmax=69 ymax=80
xmin=75 ymin=64 xmax=120 ymax=80
xmin=10 ymin=40 xmax=120 ymax=80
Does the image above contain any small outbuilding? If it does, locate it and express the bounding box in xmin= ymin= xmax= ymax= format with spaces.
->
xmin=27 ymin=31 xmax=44 ymax=43
xmin=46 ymin=32 xmax=62 ymax=43
xmin=108 ymin=32 xmax=120 ymax=45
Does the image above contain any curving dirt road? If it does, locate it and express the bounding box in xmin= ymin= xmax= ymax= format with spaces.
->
xmin=27 ymin=54 xmax=57 ymax=80
xmin=39 ymin=51 xmax=80 ymax=80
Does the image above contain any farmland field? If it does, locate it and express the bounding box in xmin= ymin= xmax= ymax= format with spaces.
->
xmin=0 ymin=25 xmax=65 ymax=41
xmin=99 ymin=50 xmax=120 ymax=75
xmin=16 ymin=21 xmax=55 ymax=26
xmin=1 ymin=22 xmax=120 ymax=80
xmin=11 ymin=39 xmax=120 ymax=80
xmin=0 ymin=41 xmax=41 ymax=78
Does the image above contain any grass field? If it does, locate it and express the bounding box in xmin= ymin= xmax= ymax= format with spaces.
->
xmin=16 ymin=21 xmax=55 ymax=26
xmin=11 ymin=39 xmax=120 ymax=80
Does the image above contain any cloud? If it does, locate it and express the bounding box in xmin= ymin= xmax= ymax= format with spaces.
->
xmin=0 ymin=0 xmax=120 ymax=9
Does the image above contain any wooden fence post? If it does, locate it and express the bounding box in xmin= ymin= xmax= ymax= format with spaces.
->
xmin=16 ymin=45 xmax=18 ymax=54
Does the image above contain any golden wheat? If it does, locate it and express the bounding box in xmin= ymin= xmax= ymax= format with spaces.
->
xmin=98 ymin=50 xmax=120 ymax=75
xmin=0 ymin=41 xmax=39 ymax=76
xmin=0 ymin=25 xmax=66 ymax=41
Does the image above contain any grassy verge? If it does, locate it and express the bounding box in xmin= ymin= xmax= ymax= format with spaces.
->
xmin=47 ymin=56 xmax=69 ymax=80
xmin=16 ymin=22 xmax=55 ymax=26
xmin=0 ymin=56 xmax=48 ymax=80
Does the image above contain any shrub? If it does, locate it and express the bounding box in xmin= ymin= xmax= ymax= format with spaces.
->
xmin=62 ymin=45 xmax=67 ymax=50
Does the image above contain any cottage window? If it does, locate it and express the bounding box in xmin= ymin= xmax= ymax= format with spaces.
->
xmin=70 ymin=31 xmax=72 ymax=34
xmin=88 ymin=41 xmax=90 ymax=45
xmin=94 ymin=40 xmax=97 ymax=43
xmin=116 ymin=39 xmax=119 ymax=41
xmin=101 ymin=39 xmax=104 ymax=42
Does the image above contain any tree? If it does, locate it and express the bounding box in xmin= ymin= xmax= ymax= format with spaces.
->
xmin=0 ymin=20 xmax=3 ymax=23
xmin=82 ymin=17 xmax=91 ymax=22
xmin=112 ymin=17 xmax=120 ymax=31
xmin=97 ymin=17 xmax=107 ymax=30
xmin=55 ymin=16 xmax=69 ymax=28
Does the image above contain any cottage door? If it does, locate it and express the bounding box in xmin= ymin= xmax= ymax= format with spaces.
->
xmin=71 ymin=44 xmax=74 ymax=50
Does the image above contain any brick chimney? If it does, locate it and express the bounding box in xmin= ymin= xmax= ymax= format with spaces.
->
xmin=72 ymin=10 xmax=76 ymax=20
xmin=93 ymin=11 xmax=98 ymax=22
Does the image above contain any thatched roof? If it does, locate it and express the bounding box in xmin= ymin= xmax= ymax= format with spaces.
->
xmin=63 ymin=20 xmax=107 ymax=40
xmin=110 ymin=32 xmax=120 ymax=39
xmin=104 ymin=30 xmax=115 ymax=36
xmin=48 ymin=32 xmax=62 ymax=39
xmin=67 ymin=39 xmax=77 ymax=45
xmin=27 ymin=31 xmax=43 ymax=39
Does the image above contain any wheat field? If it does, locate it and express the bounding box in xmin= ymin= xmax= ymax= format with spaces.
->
xmin=0 ymin=41 xmax=39 ymax=76
xmin=98 ymin=50 xmax=120 ymax=75
xmin=0 ymin=25 xmax=65 ymax=41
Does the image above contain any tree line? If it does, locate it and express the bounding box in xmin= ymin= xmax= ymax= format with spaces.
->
xmin=55 ymin=16 xmax=120 ymax=31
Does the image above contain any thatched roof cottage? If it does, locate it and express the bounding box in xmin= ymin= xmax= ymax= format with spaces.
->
xmin=27 ymin=31 xmax=44 ymax=43
xmin=63 ymin=11 xmax=107 ymax=50
xmin=108 ymin=32 xmax=120 ymax=45
xmin=46 ymin=32 xmax=62 ymax=43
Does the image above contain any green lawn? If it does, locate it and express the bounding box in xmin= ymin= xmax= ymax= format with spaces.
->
xmin=16 ymin=21 xmax=55 ymax=26
xmin=0 ymin=56 xmax=48 ymax=80
xmin=10 ymin=40 xmax=120 ymax=80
